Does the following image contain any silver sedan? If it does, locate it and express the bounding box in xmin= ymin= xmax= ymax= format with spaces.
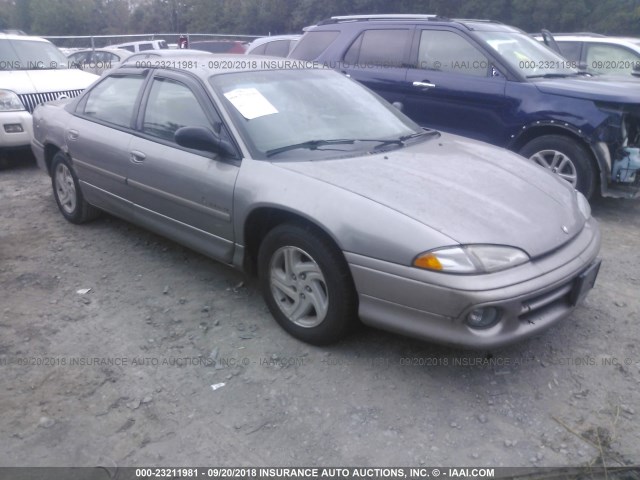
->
xmin=30 ymin=55 xmax=601 ymax=348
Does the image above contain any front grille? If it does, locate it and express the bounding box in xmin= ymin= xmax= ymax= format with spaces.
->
xmin=18 ymin=89 xmax=84 ymax=114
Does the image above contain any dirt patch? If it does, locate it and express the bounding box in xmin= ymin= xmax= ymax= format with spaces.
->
xmin=1 ymin=156 xmax=639 ymax=469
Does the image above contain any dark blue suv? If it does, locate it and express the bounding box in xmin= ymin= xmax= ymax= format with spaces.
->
xmin=289 ymin=14 xmax=640 ymax=199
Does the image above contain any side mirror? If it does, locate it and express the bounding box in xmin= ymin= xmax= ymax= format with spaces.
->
xmin=174 ymin=126 xmax=236 ymax=157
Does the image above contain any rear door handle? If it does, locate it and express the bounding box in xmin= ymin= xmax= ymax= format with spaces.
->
xmin=67 ymin=129 xmax=79 ymax=141
xmin=130 ymin=150 xmax=146 ymax=163
xmin=412 ymin=81 xmax=436 ymax=88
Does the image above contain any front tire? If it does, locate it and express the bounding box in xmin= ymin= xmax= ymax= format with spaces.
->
xmin=258 ymin=223 xmax=357 ymax=345
xmin=519 ymin=135 xmax=597 ymax=199
xmin=51 ymin=152 xmax=100 ymax=224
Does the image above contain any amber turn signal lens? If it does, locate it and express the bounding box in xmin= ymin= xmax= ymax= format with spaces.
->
xmin=413 ymin=254 xmax=443 ymax=270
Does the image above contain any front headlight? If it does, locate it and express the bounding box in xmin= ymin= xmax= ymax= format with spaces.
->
xmin=413 ymin=245 xmax=530 ymax=274
xmin=0 ymin=90 xmax=25 ymax=112
xmin=576 ymin=191 xmax=591 ymax=220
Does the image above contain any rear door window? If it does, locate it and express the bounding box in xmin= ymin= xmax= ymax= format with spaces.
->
xmin=82 ymin=75 xmax=145 ymax=128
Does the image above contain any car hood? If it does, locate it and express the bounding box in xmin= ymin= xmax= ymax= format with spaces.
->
xmin=533 ymin=76 xmax=640 ymax=103
xmin=0 ymin=69 xmax=97 ymax=94
xmin=274 ymin=134 xmax=585 ymax=258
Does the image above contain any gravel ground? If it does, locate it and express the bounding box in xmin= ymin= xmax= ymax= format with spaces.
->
xmin=0 ymin=154 xmax=639 ymax=471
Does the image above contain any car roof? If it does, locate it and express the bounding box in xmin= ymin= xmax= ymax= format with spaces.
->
xmin=549 ymin=35 xmax=640 ymax=48
xmin=191 ymin=39 xmax=247 ymax=44
xmin=70 ymin=47 xmax=133 ymax=55
xmin=124 ymin=49 xmax=212 ymax=60
xmin=119 ymin=53 xmax=321 ymax=77
xmin=0 ymin=33 xmax=51 ymax=43
xmin=247 ymin=34 xmax=302 ymax=48
xmin=112 ymin=39 xmax=164 ymax=46
xmin=313 ymin=14 xmax=522 ymax=33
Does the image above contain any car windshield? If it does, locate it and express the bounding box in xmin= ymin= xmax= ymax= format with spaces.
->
xmin=477 ymin=31 xmax=580 ymax=78
xmin=0 ymin=39 xmax=70 ymax=70
xmin=209 ymin=69 xmax=425 ymax=159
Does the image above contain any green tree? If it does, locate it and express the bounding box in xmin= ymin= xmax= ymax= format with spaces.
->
xmin=6 ymin=0 xmax=640 ymax=39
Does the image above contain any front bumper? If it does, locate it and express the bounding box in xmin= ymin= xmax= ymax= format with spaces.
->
xmin=0 ymin=111 xmax=33 ymax=149
xmin=347 ymin=218 xmax=601 ymax=349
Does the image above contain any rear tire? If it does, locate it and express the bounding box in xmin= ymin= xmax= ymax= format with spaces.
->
xmin=51 ymin=152 xmax=100 ymax=224
xmin=519 ymin=135 xmax=597 ymax=199
xmin=258 ymin=223 xmax=357 ymax=345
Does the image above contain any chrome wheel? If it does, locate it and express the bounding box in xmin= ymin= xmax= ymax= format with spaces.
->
xmin=268 ymin=245 xmax=329 ymax=328
xmin=529 ymin=149 xmax=578 ymax=187
xmin=54 ymin=163 xmax=77 ymax=214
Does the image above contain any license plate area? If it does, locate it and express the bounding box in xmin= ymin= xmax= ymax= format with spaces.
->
xmin=570 ymin=258 xmax=602 ymax=306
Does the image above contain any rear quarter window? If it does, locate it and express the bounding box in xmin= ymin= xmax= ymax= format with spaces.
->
xmin=344 ymin=29 xmax=411 ymax=67
xmin=289 ymin=31 xmax=339 ymax=60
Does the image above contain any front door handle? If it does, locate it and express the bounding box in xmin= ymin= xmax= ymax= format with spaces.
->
xmin=130 ymin=150 xmax=146 ymax=163
xmin=412 ymin=81 xmax=436 ymax=88
xmin=67 ymin=129 xmax=79 ymax=141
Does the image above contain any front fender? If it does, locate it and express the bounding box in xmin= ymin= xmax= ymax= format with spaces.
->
xmin=232 ymin=159 xmax=456 ymax=267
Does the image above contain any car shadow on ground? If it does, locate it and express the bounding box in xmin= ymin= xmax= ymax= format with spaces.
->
xmin=0 ymin=150 xmax=38 ymax=170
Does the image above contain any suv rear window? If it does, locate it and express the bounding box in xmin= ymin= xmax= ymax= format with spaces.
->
xmin=290 ymin=31 xmax=339 ymax=60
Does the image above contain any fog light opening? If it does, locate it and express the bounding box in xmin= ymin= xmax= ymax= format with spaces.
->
xmin=3 ymin=124 xmax=24 ymax=133
xmin=467 ymin=307 xmax=501 ymax=329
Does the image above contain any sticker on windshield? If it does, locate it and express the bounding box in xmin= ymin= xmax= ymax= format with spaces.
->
xmin=223 ymin=88 xmax=278 ymax=120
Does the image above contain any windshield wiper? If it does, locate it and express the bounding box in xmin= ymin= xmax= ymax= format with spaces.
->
xmin=400 ymin=129 xmax=440 ymax=141
xmin=265 ymin=131 xmax=438 ymax=158
xmin=266 ymin=139 xmax=356 ymax=157
xmin=526 ymin=72 xmax=575 ymax=79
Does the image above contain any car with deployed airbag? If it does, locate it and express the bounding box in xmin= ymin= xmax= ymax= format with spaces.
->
xmin=30 ymin=55 xmax=601 ymax=348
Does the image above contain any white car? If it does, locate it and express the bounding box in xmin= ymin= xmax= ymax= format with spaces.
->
xmin=0 ymin=33 xmax=97 ymax=152
xmin=66 ymin=48 xmax=132 ymax=75
xmin=110 ymin=39 xmax=169 ymax=53
xmin=245 ymin=35 xmax=301 ymax=57
xmin=536 ymin=33 xmax=640 ymax=76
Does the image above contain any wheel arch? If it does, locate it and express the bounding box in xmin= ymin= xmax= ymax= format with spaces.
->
xmin=508 ymin=123 xmax=606 ymax=192
xmin=43 ymin=143 xmax=66 ymax=176
xmin=240 ymin=206 xmax=345 ymax=276
xmin=509 ymin=122 xmax=591 ymax=153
